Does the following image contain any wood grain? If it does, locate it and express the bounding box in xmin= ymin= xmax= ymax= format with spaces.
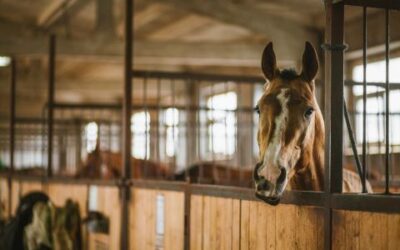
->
xmin=0 ymin=178 xmax=9 ymax=218
xmin=333 ymin=209 xmax=400 ymax=250
xmin=129 ymin=188 xmax=185 ymax=250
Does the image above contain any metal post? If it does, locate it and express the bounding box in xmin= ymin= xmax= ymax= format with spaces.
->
xmin=324 ymin=1 xmax=344 ymax=249
xmin=121 ymin=0 xmax=133 ymax=248
xmin=384 ymin=8 xmax=390 ymax=194
xmin=361 ymin=7 xmax=368 ymax=193
xmin=47 ymin=35 xmax=56 ymax=178
xmin=8 ymin=58 xmax=16 ymax=217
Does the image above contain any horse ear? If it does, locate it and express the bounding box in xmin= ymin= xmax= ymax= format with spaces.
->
xmin=261 ymin=42 xmax=278 ymax=81
xmin=301 ymin=41 xmax=319 ymax=82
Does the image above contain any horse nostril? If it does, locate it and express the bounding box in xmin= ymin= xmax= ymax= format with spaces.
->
xmin=277 ymin=167 xmax=287 ymax=184
xmin=256 ymin=177 xmax=271 ymax=191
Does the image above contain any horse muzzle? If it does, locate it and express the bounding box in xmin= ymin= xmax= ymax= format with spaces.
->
xmin=253 ymin=162 xmax=286 ymax=206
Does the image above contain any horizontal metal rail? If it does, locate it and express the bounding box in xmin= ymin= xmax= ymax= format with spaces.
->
xmin=131 ymin=70 xmax=265 ymax=83
xmin=341 ymin=0 xmax=400 ymax=10
xmin=2 ymin=173 xmax=400 ymax=213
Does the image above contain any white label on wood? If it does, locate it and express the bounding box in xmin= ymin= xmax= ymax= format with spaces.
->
xmin=88 ymin=185 xmax=98 ymax=211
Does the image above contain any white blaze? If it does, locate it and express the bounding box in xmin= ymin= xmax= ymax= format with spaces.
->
xmin=260 ymin=88 xmax=290 ymax=178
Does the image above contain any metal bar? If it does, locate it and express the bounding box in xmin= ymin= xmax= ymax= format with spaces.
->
xmin=345 ymin=80 xmax=400 ymax=89
xmin=324 ymin=1 xmax=344 ymax=249
xmin=342 ymin=0 xmax=400 ymax=10
xmin=331 ymin=193 xmax=400 ymax=213
xmin=156 ymin=77 xmax=161 ymax=178
xmin=47 ymin=35 xmax=56 ymax=178
xmin=143 ymin=76 xmax=148 ymax=178
xmin=344 ymin=100 xmax=365 ymax=191
xmin=121 ymin=0 xmax=133 ymax=248
xmin=385 ymin=9 xmax=390 ymax=194
xmin=8 ymin=58 xmax=16 ymax=217
xmin=362 ymin=7 xmax=368 ymax=193
xmin=132 ymin=70 xmax=264 ymax=84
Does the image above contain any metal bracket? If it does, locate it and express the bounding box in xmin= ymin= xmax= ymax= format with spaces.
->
xmin=321 ymin=43 xmax=348 ymax=51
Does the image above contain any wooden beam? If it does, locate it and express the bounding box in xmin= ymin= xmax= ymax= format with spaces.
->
xmin=37 ymin=0 xmax=92 ymax=29
xmin=149 ymin=0 xmax=319 ymax=56
xmin=0 ymin=36 xmax=297 ymax=67
xmin=96 ymin=0 xmax=115 ymax=35
xmin=37 ymin=0 xmax=69 ymax=26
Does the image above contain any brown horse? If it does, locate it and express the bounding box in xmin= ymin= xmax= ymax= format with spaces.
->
xmin=76 ymin=145 xmax=170 ymax=179
xmin=254 ymin=42 xmax=371 ymax=205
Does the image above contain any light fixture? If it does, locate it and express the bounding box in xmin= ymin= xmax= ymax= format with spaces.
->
xmin=0 ymin=56 xmax=11 ymax=67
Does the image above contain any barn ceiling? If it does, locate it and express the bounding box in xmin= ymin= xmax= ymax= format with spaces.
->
xmin=0 ymin=0 xmax=398 ymax=118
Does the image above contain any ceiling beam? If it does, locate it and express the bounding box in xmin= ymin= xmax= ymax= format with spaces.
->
xmin=149 ymin=0 xmax=320 ymax=57
xmin=0 ymin=36 xmax=297 ymax=67
xmin=37 ymin=0 xmax=92 ymax=29
xmin=96 ymin=0 xmax=115 ymax=35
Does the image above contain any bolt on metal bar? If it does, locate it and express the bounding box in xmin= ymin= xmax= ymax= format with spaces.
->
xmin=361 ymin=6 xmax=368 ymax=193
xmin=385 ymin=8 xmax=390 ymax=194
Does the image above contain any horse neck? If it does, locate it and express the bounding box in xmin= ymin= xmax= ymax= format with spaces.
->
xmin=291 ymin=108 xmax=325 ymax=191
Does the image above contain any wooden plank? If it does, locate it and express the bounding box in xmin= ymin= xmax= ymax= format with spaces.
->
xmin=240 ymin=200 xmax=250 ymax=250
xmin=332 ymin=210 xmax=347 ymax=250
xmin=360 ymin=212 xmax=388 ymax=250
xmin=296 ymin=206 xmax=319 ymax=250
xmin=90 ymin=186 xmax=121 ymax=250
xmin=275 ymin=204 xmax=296 ymax=250
xmin=248 ymin=201 xmax=258 ymax=250
xmin=0 ymin=178 xmax=8 ymax=218
xmin=10 ymin=180 xmax=19 ymax=215
xmin=202 ymin=196 xmax=211 ymax=250
xmin=47 ymin=183 xmax=88 ymax=217
xmin=315 ymin=207 xmax=324 ymax=250
xmin=163 ymin=190 xmax=184 ymax=250
xmin=130 ymin=188 xmax=156 ymax=250
xmin=232 ymin=199 xmax=241 ymax=250
xmin=388 ymin=213 xmax=400 ymax=250
xmin=190 ymin=195 xmax=203 ymax=250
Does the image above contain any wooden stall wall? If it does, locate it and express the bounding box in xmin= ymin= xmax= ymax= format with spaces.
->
xmin=0 ymin=177 xmax=9 ymax=218
xmin=46 ymin=183 xmax=88 ymax=216
xmin=129 ymin=188 xmax=185 ymax=250
xmin=88 ymin=185 xmax=121 ymax=250
xmin=333 ymin=210 xmax=400 ymax=250
xmin=190 ymin=195 xmax=324 ymax=250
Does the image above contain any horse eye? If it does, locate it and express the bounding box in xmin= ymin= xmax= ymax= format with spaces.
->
xmin=254 ymin=105 xmax=260 ymax=114
xmin=304 ymin=107 xmax=314 ymax=118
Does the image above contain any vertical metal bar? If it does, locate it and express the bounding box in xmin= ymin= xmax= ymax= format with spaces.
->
xmin=185 ymin=78 xmax=191 ymax=182
xmin=224 ymin=82 xmax=230 ymax=183
xmin=156 ymin=77 xmax=161 ymax=178
xmin=324 ymin=1 xmax=344 ymax=249
xmin=171 ymin=79 xmax=176 ymax=175
xmin=47 ymin=35 xmax=56 ymax=178
xmin=344 ymin=100 xmax=365 ymax=189
xmin=121 ymin=0 xmax=133 ymax=248
xmin=8 ymin=58 xmax=16 ymax=217
xmin=361 ymin=6 xmax=368 ymax=193
xmin=385 ymin=8 xmax=390 ymax=194
xmin=196 ymin=81 xmax=203 ymax=183
xmin=143 ymin=76 xmax=148 ymax=178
